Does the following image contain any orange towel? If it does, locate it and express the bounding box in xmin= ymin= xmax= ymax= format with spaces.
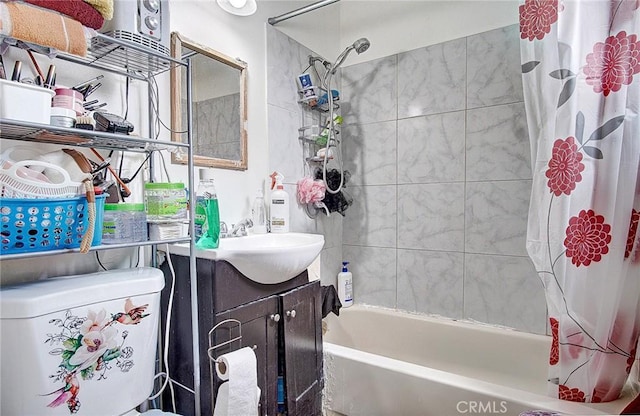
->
xmin=0 ymin=2 xmax=87 ymax=57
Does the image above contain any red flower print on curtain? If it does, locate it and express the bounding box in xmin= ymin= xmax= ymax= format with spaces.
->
xmin=625 ymin=209 xmax=640 ymax=259
xmin=545 ymin=137 xmax=585 ymax=196
xmin=584 ymin=31 xmax=640 ymax=96
xmin=520 ymin=0 xmax=640 ymax=407
xmin=550 ymin=317 xmax=559 ymax=365
xmin=559 ymin=384 xmax=586 ymax=402
xmin=564 ymin=210 xmax=612 ymax=267
xmin=519 ymin=0 xmax=559 ymax=41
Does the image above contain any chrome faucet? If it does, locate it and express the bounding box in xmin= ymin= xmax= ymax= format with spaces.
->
xmin=219 ymin=221 xmax=229 ymax=238
xmin=229 ymin=218 xmax=253 ymax=237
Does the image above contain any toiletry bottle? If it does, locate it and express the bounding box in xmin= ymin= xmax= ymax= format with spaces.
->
xmin=298 ymin=73 xmax=317 ymax=106
xmin=337 ymin=261 xmax=353 ymax=307
xmin=252 ymin=188 xmax=267 ymax=234
xmin=316 ymin=113 xmax=343 ymax=146
xmin=195 ymin=169 xmax=220 ymax=249
xmin=269 ymin=171 xmax=289 ymax=233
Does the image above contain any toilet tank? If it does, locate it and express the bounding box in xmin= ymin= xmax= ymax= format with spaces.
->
xmin=0 ymin=267 xmax=165 ymax=416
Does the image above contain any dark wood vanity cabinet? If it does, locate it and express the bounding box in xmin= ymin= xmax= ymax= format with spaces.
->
xmin=279 ymin=282 xmax=324 ymax=415
xmin=159 ymin=254 xmax=323 ymax=416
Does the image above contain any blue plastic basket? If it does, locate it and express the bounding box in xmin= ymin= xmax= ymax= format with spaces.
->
xmin=0 ymin=194 xmax=106 ymax=254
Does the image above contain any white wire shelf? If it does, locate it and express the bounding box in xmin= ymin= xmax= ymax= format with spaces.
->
xmin=0 ymin=119 xmax=188 ymax=152
xmin=0 ymin=34 xmax=183 ymax=79
xmin=0 ymin=237 xmax=192 ymax=260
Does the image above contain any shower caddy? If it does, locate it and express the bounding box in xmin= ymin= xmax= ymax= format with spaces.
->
xmin=0 ymin=34 xmax=205 ymax=414
xmin=297 ymin=68 xmax=341 ymax=218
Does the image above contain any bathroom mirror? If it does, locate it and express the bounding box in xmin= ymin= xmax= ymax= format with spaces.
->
xmin=170 ymin=32 xmax=248 ymax=170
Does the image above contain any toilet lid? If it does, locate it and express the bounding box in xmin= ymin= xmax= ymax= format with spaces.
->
xmin=142 ymin=411 xmax=182 ymax=416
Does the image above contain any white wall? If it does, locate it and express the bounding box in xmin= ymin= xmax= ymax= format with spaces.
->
xmin=339 ymin=0 xmax=519 ymax=65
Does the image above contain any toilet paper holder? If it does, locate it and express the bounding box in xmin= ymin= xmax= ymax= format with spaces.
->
xmin=207 ymin=318 xmax=257 ymax=375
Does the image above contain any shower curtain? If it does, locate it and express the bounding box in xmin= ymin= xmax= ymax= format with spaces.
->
xmin=519 ymin=0 xmax=640 ymax=407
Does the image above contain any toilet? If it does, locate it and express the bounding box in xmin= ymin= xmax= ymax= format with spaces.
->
xmin=0 ymin=267 xmax=179 ymax=416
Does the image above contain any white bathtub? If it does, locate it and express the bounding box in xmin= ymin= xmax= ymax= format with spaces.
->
xmin=322 ymin=306 xmax=636 ymax=416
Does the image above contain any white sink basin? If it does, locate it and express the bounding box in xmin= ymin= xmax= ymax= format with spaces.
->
xmin=167 ymin=233 xmax=324 ymax=284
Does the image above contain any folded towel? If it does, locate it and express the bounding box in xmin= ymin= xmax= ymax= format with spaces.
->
xmin=83 ymin=0 xmax=112 ymax=20
xmin=0 ymin=1 xmax=88 ymax=56
xmin=24 ymin=0 xmax=104 ymax=30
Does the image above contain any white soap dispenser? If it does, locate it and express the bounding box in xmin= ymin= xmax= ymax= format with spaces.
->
xmin=252 ymin=188 xmax=267 ymax=234
xmin=269 ymin=171 xmax=289 ymax=233
xmin=337 ymin=261 xmax=353 ymax=307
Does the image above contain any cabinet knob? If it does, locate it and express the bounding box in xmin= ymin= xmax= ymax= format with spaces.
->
xmin=286 ymin=309 xmax=297 ymax=318
xmin=270 ymin=313 xmax=280 ymax=322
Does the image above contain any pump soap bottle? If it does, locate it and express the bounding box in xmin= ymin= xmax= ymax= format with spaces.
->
xmin=269 ymin=171 xmax=289 ymax=233
xmin=252 ymin=188 xmax=267 ymax=234
xmin=337 ymin=261 xmax=353 ymax=307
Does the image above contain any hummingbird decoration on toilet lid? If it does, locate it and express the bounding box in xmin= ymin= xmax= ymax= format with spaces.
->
xmin=112 ymin=298 xmax=149 ymax=325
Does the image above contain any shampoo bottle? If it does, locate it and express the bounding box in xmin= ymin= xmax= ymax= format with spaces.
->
xmin=195 ymin=169 xmax=220 ymax=249
xmin=337 ymin=261 xmax=353 ymax=307
xmin=269 ymin=171 xmax=289 ymax=233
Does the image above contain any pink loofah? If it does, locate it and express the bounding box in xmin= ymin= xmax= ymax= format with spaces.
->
xmin=297 ymin=177 xmax=326 ymax=204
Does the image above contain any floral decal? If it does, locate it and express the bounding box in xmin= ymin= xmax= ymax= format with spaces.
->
xmin=43 ymin=298 xmax=150 ymax=414
xmin=519 ymin=0 xmax=559 ymax=41
xmin=625 ymin=209 xmax=640 ymax=260
xmin=564 ymin=209 xmax=612 ymax=267
xmin=546 ymin=137 xmax=584 ymax=196
xmin=584 ymin=31 xmax=640 ymax=96
xmin=558 ymin=384 xmax=586 ymax=402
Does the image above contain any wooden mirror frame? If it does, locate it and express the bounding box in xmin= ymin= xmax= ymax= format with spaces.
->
xmin=170 ymin=32 xmax=248 ymax=170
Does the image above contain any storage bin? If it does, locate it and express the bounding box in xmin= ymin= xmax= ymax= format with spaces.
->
xmin=144 ymin=182 xmax=187 ymax=220
xmin=0 ymin=79 xmax=55 ymax=124
xmin=0 ymin=194 xmax=106 ymax=254
xmin=102 ymin=203 xmax=147 ymax=244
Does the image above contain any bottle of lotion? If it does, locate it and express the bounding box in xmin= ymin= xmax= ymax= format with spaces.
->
xmin=337 ymin=261 xmax=353 ymax=307
xmin=269 ymin=171 xmax=289 ymax=233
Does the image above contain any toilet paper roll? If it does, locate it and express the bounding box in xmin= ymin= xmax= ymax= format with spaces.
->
xmin=214 ymin=383 xmax=261 ymax=416
xmin=215 ymin=347 xmax=256 ymax=381
xmin=213 ymin=347 xmax=258 ymax=416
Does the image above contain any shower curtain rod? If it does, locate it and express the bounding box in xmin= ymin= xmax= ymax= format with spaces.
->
xmin=268 ymin=0 xmax=340 ymax=25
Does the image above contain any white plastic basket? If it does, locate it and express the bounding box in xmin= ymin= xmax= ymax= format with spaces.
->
xmin=0 ymin=160 xmax=83 ymax=198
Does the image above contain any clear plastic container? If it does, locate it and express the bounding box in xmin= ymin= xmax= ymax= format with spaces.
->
xmin=102 ymin=203 xmax=148 ymax=244
xmin=144 ymin=182 xmax=187 ymax=221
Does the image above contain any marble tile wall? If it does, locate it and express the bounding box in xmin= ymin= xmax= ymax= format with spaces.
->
xmin=266 ymin=26 xmax=343 ymax=286
xmin=194 ymin=93 xmax=241 ymax=160
xmin=341 ymin=24 xmax=547 ymax=334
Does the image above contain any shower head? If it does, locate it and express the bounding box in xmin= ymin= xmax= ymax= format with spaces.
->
xmin=353 ymin=38 xmax=370 ymax=54
xmin=328 ymin=37 xmax=371 ymax=75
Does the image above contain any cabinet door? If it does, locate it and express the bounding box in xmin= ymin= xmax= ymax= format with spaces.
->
xmin=213 ymin=296 xmax=280 ymax=416
xmin=280 ymin=281 xmax=323 ymax=416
